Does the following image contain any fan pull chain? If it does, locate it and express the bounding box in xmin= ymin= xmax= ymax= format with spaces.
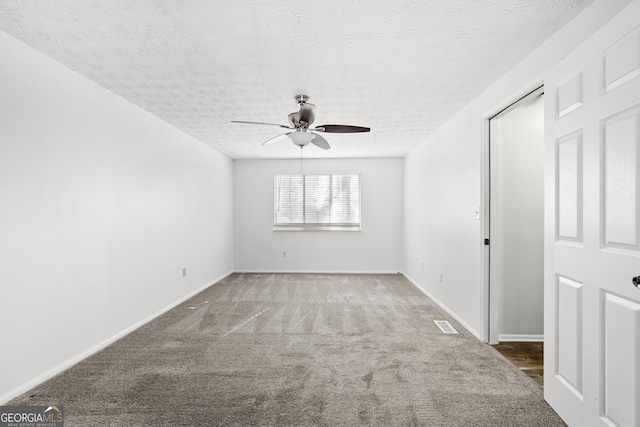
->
xmin=300 ymin=146 xmax=303 ymax=176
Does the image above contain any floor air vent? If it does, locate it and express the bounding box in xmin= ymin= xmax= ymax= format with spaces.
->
xmin=434 ymin=320 xmax=458 ymax=334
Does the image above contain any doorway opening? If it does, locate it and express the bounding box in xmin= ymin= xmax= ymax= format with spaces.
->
xmin=484 ymin=85 xmax=545 ymax=347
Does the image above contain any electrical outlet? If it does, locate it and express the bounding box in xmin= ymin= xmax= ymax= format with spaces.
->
xmin=283 ymin=250 xmax=287 ymax=257
xmin=439 ymin=272 xmax=443 ymax=283
xmin=182 ymin=267 xmax=187 ymax=278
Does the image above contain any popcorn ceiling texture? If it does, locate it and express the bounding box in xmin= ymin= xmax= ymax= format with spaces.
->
xmin=0 ymin=0 xmax=594 ymax=159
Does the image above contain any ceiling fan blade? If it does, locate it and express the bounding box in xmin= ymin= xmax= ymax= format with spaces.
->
xmin=262 ymin=132 xmax=291 ymax=146
xmin=231 ymin=120 xmax=292 ymax=129
xmin=297 ymin=103 xmax=316 ymax=126
xmin=314 ymin=124 xmax=370 ymax=133
xmin=310 ymin=132 xmax=330 ymax=150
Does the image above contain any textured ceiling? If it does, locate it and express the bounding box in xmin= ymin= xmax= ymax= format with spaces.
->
xmin=0 ymin=0 xmax=595 ymax=159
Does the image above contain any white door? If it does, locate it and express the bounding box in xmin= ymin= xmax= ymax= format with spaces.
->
xmin=544 ymin=1 xmax=640 ymax=426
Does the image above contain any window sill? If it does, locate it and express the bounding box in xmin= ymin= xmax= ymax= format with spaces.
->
xmin=273 ymin=226 xmax=361 ymax=232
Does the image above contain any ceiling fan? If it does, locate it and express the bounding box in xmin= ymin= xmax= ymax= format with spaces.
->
xmin=231 ymin=94 xmax=370 ymax=150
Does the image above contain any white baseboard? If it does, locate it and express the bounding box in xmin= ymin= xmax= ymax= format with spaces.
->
xmin=498 ymin=334 xmax=544 ymax=342
xmin=403 ymin=273 xmax=481 ymax=340
xmin=0 ymin=270 xmax=233 ymax=405
xmin=233 ymin=270 xmax=402 ymax=275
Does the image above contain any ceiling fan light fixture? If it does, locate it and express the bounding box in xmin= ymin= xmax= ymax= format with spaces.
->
xmin=288 ymin=131 xmax=314 ymax=147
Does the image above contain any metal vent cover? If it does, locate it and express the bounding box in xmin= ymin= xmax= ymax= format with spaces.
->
xmin=434 ymin=320 xmax=458 ymax=334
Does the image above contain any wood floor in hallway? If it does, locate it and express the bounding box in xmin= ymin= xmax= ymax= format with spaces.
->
xmin=493 ymin=342 xmax=544 ymax=387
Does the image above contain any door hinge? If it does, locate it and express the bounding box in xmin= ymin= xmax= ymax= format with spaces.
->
xmin=484 ymin=238 xmax=490 ymax=245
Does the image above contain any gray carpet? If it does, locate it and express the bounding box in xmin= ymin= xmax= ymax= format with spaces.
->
xmin=10 ymin=273 xmax=565 ymax=426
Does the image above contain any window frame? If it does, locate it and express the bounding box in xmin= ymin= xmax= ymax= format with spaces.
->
xmin=273 ymin=173 xmax=362 ymax=231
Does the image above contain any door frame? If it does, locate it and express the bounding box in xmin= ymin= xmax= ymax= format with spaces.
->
xmin=480 ymin=82 xmax=545 ymax=344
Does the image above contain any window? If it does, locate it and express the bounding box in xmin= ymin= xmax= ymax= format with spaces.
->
xmin=274 ymin=174 xmax=361 ymax=230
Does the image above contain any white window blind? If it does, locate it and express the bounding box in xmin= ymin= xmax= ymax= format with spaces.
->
xmin=274 ymin=174 xmax=361 ymax=230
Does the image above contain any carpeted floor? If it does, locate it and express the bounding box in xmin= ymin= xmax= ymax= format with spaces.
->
xmin=9 ymin=273 xmax=565 ymax=426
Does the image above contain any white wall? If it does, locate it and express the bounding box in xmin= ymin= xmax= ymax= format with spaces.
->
xmin=234 ymin=158 xmax=403 ymax=273
xmin=492 ymin=94 xmax=545 ymax=340
xmin=0 ymin=32 xmax=234 ymax=403
xmin=403 ymin=0 xmax=632 ymax=339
